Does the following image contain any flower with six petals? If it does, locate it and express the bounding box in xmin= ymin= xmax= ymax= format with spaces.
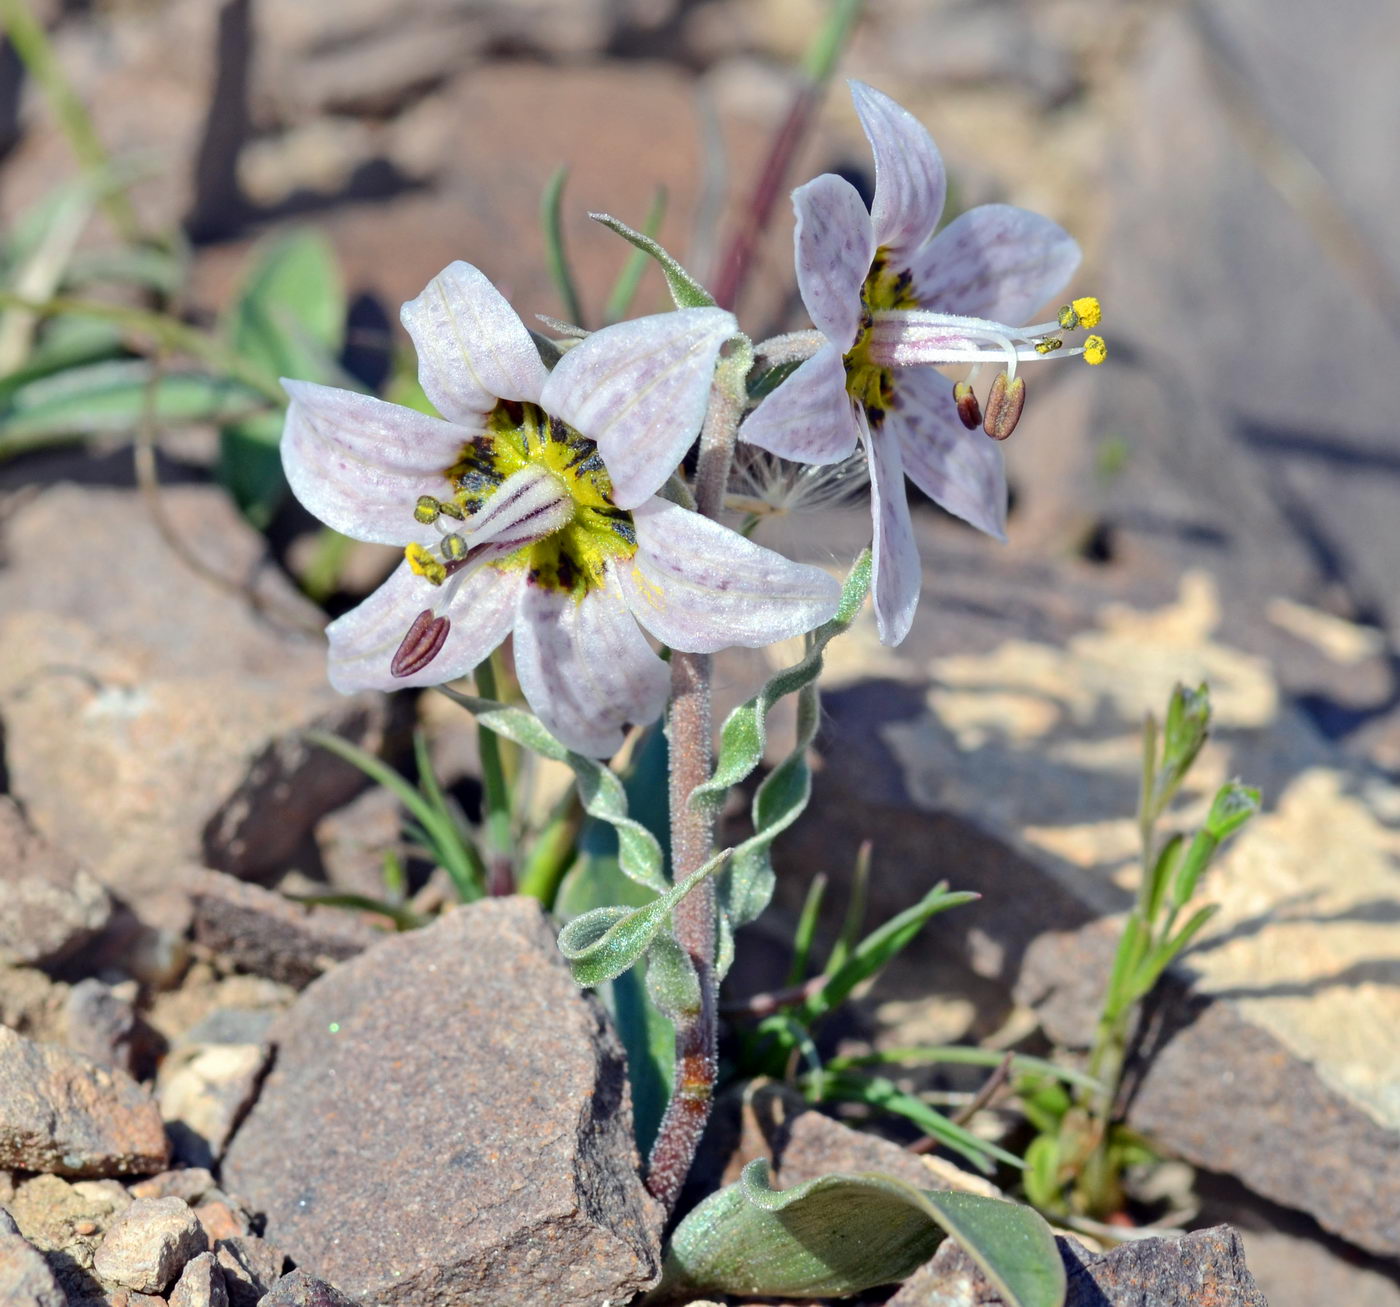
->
xmin=741 ymin=81 xmax=1103 ymax=647
xmin=282 ymin=262 xmax=842 ymax=756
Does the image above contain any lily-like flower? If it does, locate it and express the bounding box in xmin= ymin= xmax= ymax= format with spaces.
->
xmin=741 ymin=81 xmax=1106 ymax=646
xmin=283 ymin=262 xmax=842 ymax=757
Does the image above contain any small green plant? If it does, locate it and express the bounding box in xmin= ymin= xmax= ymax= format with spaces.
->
xmin=1021 ymin=682 xmax=1261 ymax=1223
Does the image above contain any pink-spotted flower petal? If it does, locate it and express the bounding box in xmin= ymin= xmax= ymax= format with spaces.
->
xmin=540 ymin=307 xmax=736 ymax=510
xmin=907 ymin=204 xmax=1081 ymax=324
xmin=739 ymin=344 xmax=861 ymax=465
xmin=862 ymin=410 xmax=923 ymax=648
xmin=850 ymin=80 xmax=946 ymax=262
xmin=890 ymin=369 xmax=1007 ymax=541
xmin=619 ymin=498 xmax=841 ymax=653
xmin=400 ymin=261 xmax=548 ymax=424
xmin=326 ymin=558 xmax=523 ymax=693
xmin=513 ymin=569 xmax=671 ymax=758
xmin=793 ymin=173 xmax=875 ymax=350
xmin=280 ymin=380 xmax=474 ymax=546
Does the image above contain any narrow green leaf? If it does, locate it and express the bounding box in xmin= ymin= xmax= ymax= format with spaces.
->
xmin=436 ymin=686 xmax=667 ymax=892
xmin=785 ymin=872 xmax=827 ymax=987
xmin=824 ymin=838 xmax=871 ymax=976
xmin=1130 ymin=903 xmax=1221 ymax=1001
xmin=64 ymin=244 xmax=185 ymax=295
xmin=542 ymin=165 xmax=585 ymax=328
xmin=826 ymin=1046 xmax=1102 ymax=1095
xmin=555 ymin=848 xmax=729 ymax=987
xmin=659 ymin=1160 xmax=1065 ymax=1306
xmin=604 ymin=186 xmax=667 ymax=323
xmin=1101 ymin=911 xmax=1150 ymax=1024
xmin=588 ymin=211 xmax=716 ymax=309
xmin=801 ymin=881 xmax=977 ymax=1023
xmin=815 ymin=1071 xmax=1021 ymax=1174
xmin=303 ymin=730 xmax=484 ymax=902
xmin=1 ymin=360 xmax=264 ymax=449
xmin=1144 ymin=832 xmax=1184 ymax=921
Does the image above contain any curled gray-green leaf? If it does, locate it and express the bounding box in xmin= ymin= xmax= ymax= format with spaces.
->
xmin=436 ymin=686 xmax=667 ymax=893
xmin=556 ymin=849 xmax=729 ymax=988
xmin=656 ymin=1160 xmax=1065 ymax=1305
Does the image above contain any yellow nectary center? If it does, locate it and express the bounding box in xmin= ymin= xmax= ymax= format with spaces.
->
xmin=441 ymin=400 xmax=636 ymax=598
xmin=844 ymin=248 xmax=919 ymax=428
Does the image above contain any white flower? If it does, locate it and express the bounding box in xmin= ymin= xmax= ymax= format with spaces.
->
xmin=282 ymin=262 xmax=841 ymax=756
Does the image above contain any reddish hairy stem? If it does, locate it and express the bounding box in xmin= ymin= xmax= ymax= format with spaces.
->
xmin=711 ymin=84 xmax=819 ymax=314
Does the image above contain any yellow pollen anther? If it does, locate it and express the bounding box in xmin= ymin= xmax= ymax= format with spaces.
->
xmin=1072 ymin=297 xmax=1102 ymax=328
xmin=413 ymin=495 xmax=440 ymax=525
xmin=437 ymin=499 xmax=465 ymax=520
xmin=1083 ymin=335 xmax=1108 ymax=365
xmin=440 ymin=532 xmax=468 ymax=562
xmin=405 ymin=542 xmax=447 ymax=585
xmin=1034 ymin=337 xmax=1063 ymax=355
xmin=1057 ymin=305 xmax=1078 ymax=330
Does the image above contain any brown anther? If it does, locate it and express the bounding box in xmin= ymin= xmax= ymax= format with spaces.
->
xmin=953 ymin=380 xmax=982 ymax=431
xmin=982 ymin=372 xmax=1026 ymax=441
xmin=391 ymin=609 xmax=451 ymax=678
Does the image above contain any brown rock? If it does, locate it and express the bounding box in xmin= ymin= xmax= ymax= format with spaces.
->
xmin=889 ymin=1225 xmax=1267 ymax=1306
xmin=126 ymin=1169 xmax=218 ymax=1206
xmin=213 ymin=1236 xmax=285 ymax=1307
xmin=257 ymin=1268 xmax=358 ymax=1307
xmin=0 ymin=485 xmax=390 ymax=923
xmin=168 ymin=1250 xmax=228 ymax=1307
xmin=63 ymin=980 xmax=152 ymax=1079
xmin=0 ymin=1228 xmax=67 ymax=1307
xmin=777 ymin=545 xmax=1400 ymax=1258
xmin=222 ymin=899 xmax=662 ymax=1306
xmin=0 ymin=1028 xmax=169 ymax=1178
xmin=1018 ymin=919 xmax=1400 ymax=1260
xmin=157 ymin=1041 xmax=269 ymax=1170
xmin=0 ymin=797 xmax=112 ymax=969
xmin=185 ymin=869 xmax=381 ymax=989
xmin=192 ymin=1202 xmax=249 ymax=1245
xmin=5 ymin=1172 xmax=131 ymax=1254
xmin=91 ymin=1196 xmax=207 ymax=1294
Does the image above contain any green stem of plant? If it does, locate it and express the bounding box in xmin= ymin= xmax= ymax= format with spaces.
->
xmin=473 ymin=654 xmax=517 ymax=896
xmin=0 ymin=0 xmax=143 ymax=244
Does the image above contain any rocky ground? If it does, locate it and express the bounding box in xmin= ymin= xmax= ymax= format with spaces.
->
xmin=3 ymin=0 xmax=1399 ymax=1304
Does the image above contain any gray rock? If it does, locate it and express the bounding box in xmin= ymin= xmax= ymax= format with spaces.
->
xmin=888 ymin=1225 xmax=1268 ymax=1305
xmin=0 ymin=1028 xmax=169 ymax=1177
xmin=257 ymin=1268 xmax=359 ymax=1307
xmin=0 ymin=1229 xmax=67 ymax=1307
xmin=185 ymin=869 xmax=381 ymax=990
xmin=127 ymin=1169 xmax=219 ymax=1206
xmin=0 ymin=485 xmax=389 ymax=925
xmin=167 ymin=1251 xmax=227 ymax=1307
xmin=212 ymin=1235 xmax=284 ymax=1307
xmin=0 ymin=797 xmax=111 ymax=969
xmin=222 ymin=899 xmax=662 ymax=1306
xmin=91 ymin=1196 xmax=207 ymax=1294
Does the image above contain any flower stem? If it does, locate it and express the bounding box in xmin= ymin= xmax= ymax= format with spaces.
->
xmin=645 ymin=350 xmax=751 ymax=1211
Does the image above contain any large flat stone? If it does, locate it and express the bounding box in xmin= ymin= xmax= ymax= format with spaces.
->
xmin=0 ymin=485 xmax=390 ymax=922
xmin=221 ymin=898 xmax=662 ymax=1305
